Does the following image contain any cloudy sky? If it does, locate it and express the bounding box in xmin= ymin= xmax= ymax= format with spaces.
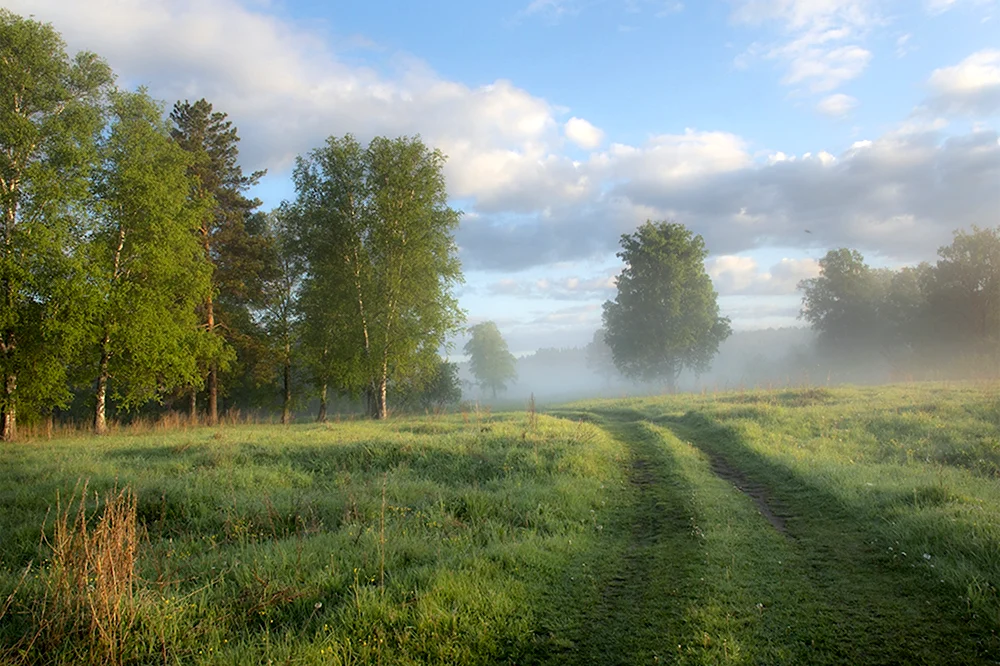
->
xmin=13 ymin=0 xmax=1000 ymax=353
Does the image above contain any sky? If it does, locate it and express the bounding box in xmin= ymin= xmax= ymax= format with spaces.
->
xmin=11 ymin=0 xmax=1000 ymax=354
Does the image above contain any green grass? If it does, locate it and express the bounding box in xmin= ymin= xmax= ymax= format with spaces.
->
xmin=2 ymin=383 xmax=999 ymax=663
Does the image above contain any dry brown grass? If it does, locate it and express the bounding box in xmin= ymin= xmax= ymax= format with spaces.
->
xmin=28 ymin=483 xmax=142 ymax=665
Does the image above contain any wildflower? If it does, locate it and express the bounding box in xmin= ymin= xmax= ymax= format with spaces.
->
xmin=923 ymin=553 xmax=931 ymax=560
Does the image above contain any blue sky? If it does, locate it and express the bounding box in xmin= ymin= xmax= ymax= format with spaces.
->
xmin=14 ymin=0 xmax=1000 ymax=354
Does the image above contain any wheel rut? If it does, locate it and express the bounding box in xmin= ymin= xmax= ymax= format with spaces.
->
xmin=564 ymin=416 xmax=698 ymax=665
xmin=704 ymin=452 xmax=790 ymax=535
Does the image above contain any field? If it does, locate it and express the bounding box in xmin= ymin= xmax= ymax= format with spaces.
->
xmin=1 ymin=384 xmax=999 ymax=664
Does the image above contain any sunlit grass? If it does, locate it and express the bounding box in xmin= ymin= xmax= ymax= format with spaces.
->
xmin=0 ymin=413 xmax=626 ymax=664
xmin=2 ymin=382 xmax=999 ymax=664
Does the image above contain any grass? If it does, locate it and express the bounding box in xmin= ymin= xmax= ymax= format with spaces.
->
xmin=1 ymin=383 xmax=999 ymax=663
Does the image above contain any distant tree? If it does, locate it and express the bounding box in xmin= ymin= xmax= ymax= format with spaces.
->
xmin=88 ymin=90 xmax=214 ymax=434
xmin=464 ymin=321 xmax=518 ymax=398
xmin=292 ymin=134 xmax=465 ymax=419
xmin=170 ymin=98 xmax=266 ymax=425
xmin=602 ymin=221 xmax=731 ymax=390
xmin=922 ymin=226 xmax=1000 ymax=370
xmin=585 ymin=328 xmax=617 ymax=386
xmin=797 ymin=248 xmax=888 ymax=354
xmin=395 ymin=358 xmax=462 ymax=412
xmin=879 ymin=263 xmax=932 ymax=373
xmin=0 ymin=11 xmax=113 ymax=440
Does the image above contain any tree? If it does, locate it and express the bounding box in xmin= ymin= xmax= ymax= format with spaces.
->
xmin=394 ymin=358 xmax=462 ymax=412
xmin=585 ymin=328 xmax=617 ymax=386
xmin=922 ymin=226 xmax=1000 ymax=372
xmin=292 ymin=135 xmax=464 ymax=419
xmin=464 ymin=321 xmax=517 ymax=398
xmin=170 ymin=99 xmax=266 ymax=425
xmin=798 ymin=248 xmax=889 ymax=355
xmin=602 ymin=221 xmax=731 ymax=389
xmin=0 ymin=11 xmax=113 ymax=440
xmin=258 ymin=204 xmax=303 ymax=424
xmin=88 ymin=90 xmax=214 ymax=434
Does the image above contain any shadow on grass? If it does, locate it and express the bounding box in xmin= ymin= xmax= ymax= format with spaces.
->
xmin=658 ymin=410 xmax=1000 ymax=664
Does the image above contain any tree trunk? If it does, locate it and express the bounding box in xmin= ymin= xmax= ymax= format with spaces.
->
xmin=205 ymin=280 xmax=218 ymax=427
xmin=44 ymin=409 xmax=53 ymax=440
xmin=94 ymin=334 xmax=111 ymax=435
xmin=371 ymin=377 xmax=388 ymax=420
xmin=281 ymin=346 xmax=291 ymax=425
xmin=317 ymin=382 xmax=328 ymax=423
xmin=188 ymin=387 xmax=197 ymax=424
xmin=1 ymin=372 xmax=15 ymax=442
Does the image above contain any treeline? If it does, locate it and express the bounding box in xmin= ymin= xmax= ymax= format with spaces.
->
xmin=798 ymin=227 xmax=1000 ymax=381
xmin=0 ymin=11 xmax=464 ymax=440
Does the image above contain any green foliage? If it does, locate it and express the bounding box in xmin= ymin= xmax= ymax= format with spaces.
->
xmin=0 ymin=10 xmax=113 ymax=437
xmin=464 ymin=321 xmax=517 ymax=398
xmin=394 ymin=358 xmax=463 ymax=412
xmin=798 ymin=248 xmax=888 ymax=353
xmin=799 ymin=226 xmax=1000 ymax=378
xmin=291 ymin=134 xmax=465 ymax=418
xmin=88 ymin=90 xmax=215 ymax=416
xmin=169 ymin=98 xmax=267 ymax=419
xmin=602 ymin=220 xmax=731 ymax=387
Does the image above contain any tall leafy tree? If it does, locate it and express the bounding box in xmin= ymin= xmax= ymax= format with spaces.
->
xmin=259 ymin=204 xmax=303 ymax=424
xmin=602 ymin=221 xmax=731 ymax=389
xmin=293 ymin=134 xmax=464 ymax=419
xmin=170 ymin=98 xmax=265 ymax=425
xmin=88 ymin=90 xmax=214 ymax=434
xmin=464 ymin=321 xmax=517 ymax=399
xmin=0 ymin=11 xmax=113 ymax=440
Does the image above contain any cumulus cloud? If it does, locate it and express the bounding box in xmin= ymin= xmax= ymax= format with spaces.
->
xmin=816 ymin=92 xmax=859 ymax=116
xmin=487 ymin=272 xmax=618 ymax=299
xmin=10 ymin=0 xmax=576 ymax=211
xmin=565 ymin=117 xmax=605 ymax=149
xmin=927 ymin=49 xmax=1000 ymax=116
xmin=707 ymin=256 xmax=820 ymax=295
xmin=732 ymin=0 xmax=876 ymax=93
xmin=462 ymin=124 xmax=1000 ymax=270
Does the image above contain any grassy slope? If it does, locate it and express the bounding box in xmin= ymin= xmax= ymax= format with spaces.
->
xmin=1 ymin=383 xmax=998 ymax=664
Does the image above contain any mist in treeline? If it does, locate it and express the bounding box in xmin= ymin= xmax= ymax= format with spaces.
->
xmin=464 ymin=227 xmax=999 ymax=404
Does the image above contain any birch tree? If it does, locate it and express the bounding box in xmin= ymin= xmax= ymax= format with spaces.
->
xmin=292 ymin=134 xmax=464 ymax=419
xmin=88 ymin=90 xmax=213 ymax=434
xmin=0 ymin=11 xmax=112 ymax=440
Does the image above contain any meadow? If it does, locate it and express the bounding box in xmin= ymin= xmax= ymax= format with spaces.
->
xmin=1 ymin=384 xmax=999 ymax=664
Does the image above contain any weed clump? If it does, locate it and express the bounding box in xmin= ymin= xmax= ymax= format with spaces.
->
xmin=15 ymin=484 xmax=142 ymax=665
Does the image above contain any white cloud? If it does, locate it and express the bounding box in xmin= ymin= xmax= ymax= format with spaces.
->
xmin=707 ymin=256 xmax=820 ymax=295
xmin=925 ymin=0 xmax=997 ymax=14
xmin=927 ymin=49 xmax=1000 ymax=116
xmin=816 ymin=92 xmax=859 ymax=116
xmin=487 ymin=271 xmax=618 ymax=299
xmin=9 ymin=0 xmax=595 ymax=218
xmin=565 ymin=117 xmax=605 ymax=149
xmin=732 ymin=0 xmax=877 ymax=93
